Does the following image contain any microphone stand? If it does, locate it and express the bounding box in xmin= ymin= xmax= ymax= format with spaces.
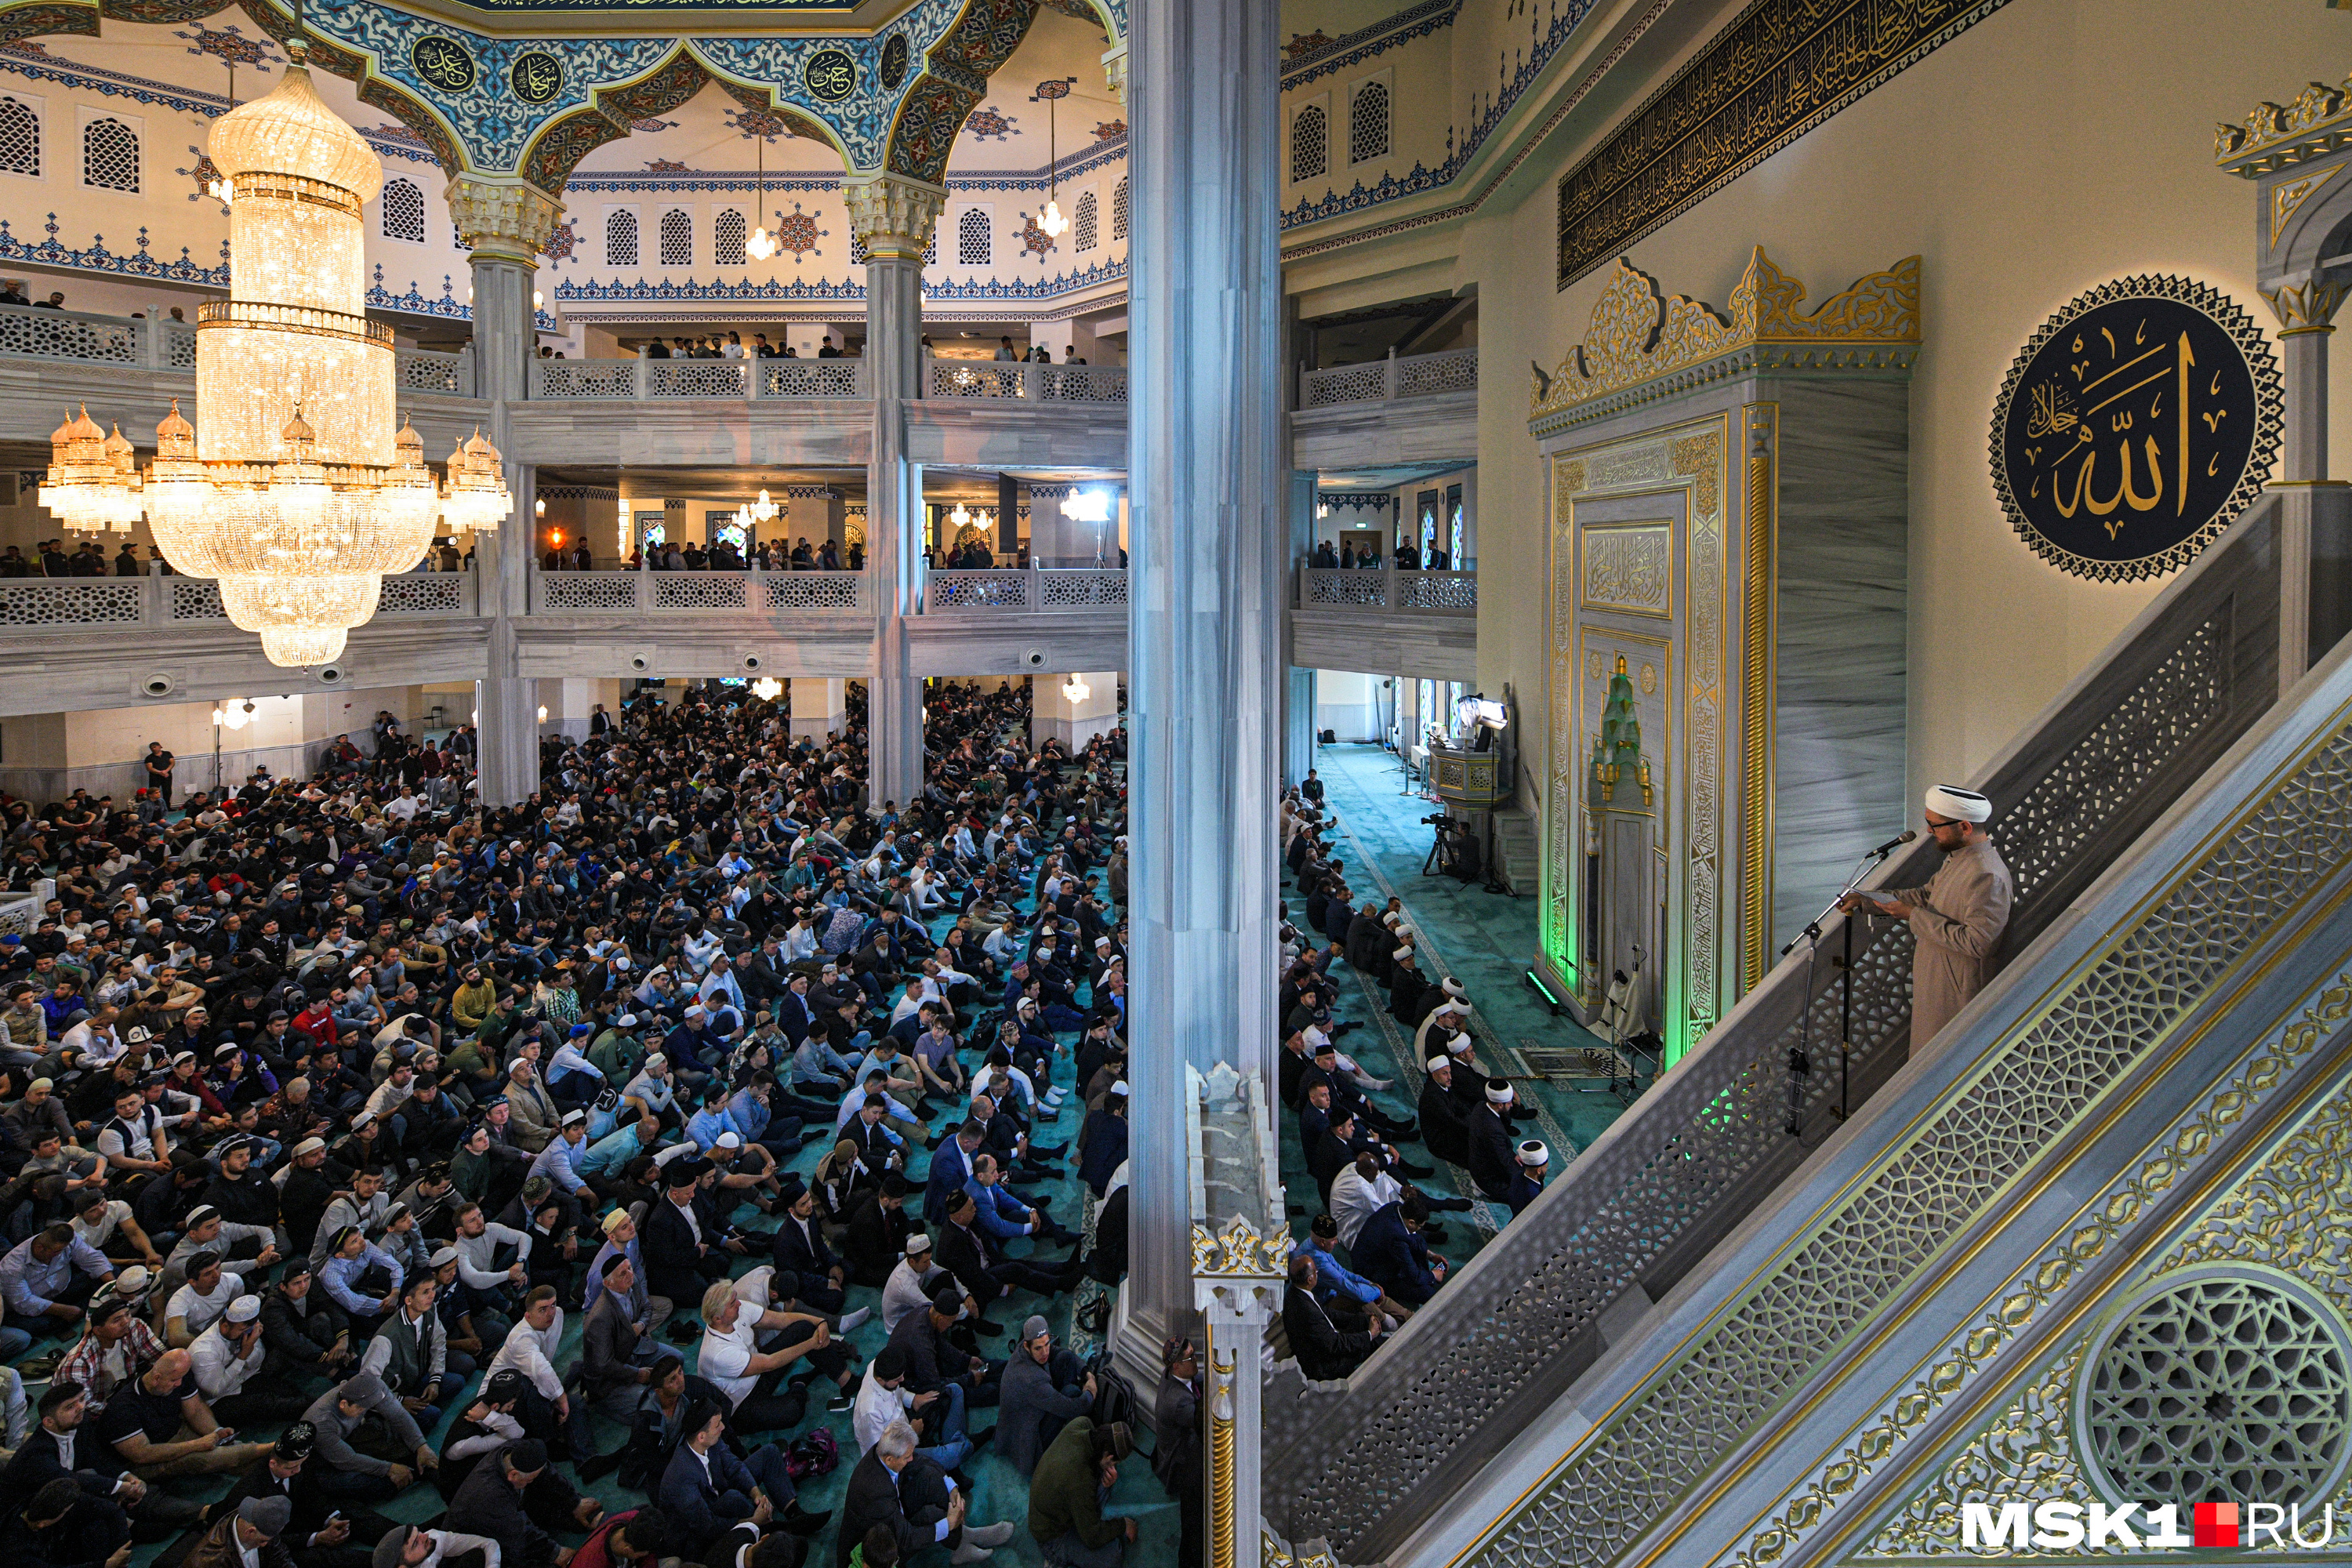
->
xmin=1780 ymin=841 xmax=1904 ymax=1133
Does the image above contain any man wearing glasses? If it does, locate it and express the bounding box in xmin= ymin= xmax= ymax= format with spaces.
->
xmin=1842 ymin=786 xmax=2013 ymax=1046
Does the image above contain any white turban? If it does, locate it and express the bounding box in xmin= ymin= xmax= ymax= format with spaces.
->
xmin=1425 ymin=1055 xmax=1451 ymax=1073
xmin=1392 ymin=946 xmax=1415 ymax=963
xmin=1485 ymin=1082 xmax=1514 ymax=1105
xmin=1516 ymin=1139 xmax=1549 ymax=1168
xmin=1925 ymin=785 xmax=1991 ymax=823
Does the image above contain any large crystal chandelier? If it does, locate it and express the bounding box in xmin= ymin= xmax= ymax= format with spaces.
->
xmin=38 ymin=38 xmax=509 ymax=666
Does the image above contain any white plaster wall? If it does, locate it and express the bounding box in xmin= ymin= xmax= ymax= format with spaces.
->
xmin=1314 ymin=666 xmax=1381 ymax=742
xmin=1461 ymin=0 xmax=2352 ymax=811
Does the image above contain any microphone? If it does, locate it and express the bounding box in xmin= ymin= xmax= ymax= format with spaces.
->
xmin=1869 ymin=829 xmax=1918 ymax=857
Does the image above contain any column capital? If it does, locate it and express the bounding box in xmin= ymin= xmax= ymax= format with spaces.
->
xmin=447 ymin=175 xmax=566 ymax=265
xmin=2264 ymin=273 xmax=2352 ymax=335
xmin=843 ymin=174 xmax=947 ymax=260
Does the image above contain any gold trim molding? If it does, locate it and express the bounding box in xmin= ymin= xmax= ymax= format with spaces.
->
xmin=2218 ymin=76 xmax=2352 ymax=177
xmin=1530 ymin=249 xmax=1920 ymax=432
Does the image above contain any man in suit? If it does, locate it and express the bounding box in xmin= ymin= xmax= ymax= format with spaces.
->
xmin=1 ymin=1381 xmax=206 ymax=1534
xmin=933 ymin=1190 xmax=1080 ymax=1323
xmin=1281 ymin=1254 xmax=1381 ymax=1381
xmin=770 ymin=1184 xmax=848 ymax=1313
xmin=835 ymin=1420 xmax=1015 ymax=1568
xmin=1464 ymin=1081 xmax=1521 ymax=1202
xmin=840 ymin=1174 xmax=912 ymax=1289
xmin=923 ymin=1123 xmax=980 ymax=1226
xmin=642 ymin=1159 xmax=730 ymax=1306
xmin=1351 ymin=1194 xmax=1446 ymax=1308
xmin=1417 ymin=1054 xmax=1471 ymax=1167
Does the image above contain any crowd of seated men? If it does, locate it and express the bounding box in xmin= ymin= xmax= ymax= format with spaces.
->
xmin=1271 ymin=778 xmax=1552 ymax=1384
xmin=0 ymin=678 xmax=1193 ymax=1568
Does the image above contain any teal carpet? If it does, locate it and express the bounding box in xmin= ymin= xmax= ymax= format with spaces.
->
xmin=1277 ymin=743 xmax=1626 ymax=1273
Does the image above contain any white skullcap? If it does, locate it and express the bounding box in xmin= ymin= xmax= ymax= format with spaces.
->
xmin=1425 ymin=1055 xmax=1452 ymax=1073
xmin=1439 ymin=1000 xmax=1466 ymax=1018
xmin=1924 ymin=785 xmax=1991 ymax=823
xmin=224 ymin=1294 xmax=261 ymax=1323
xmin=1441 ymin=978 xmax=1467 ymax=998
xmin=1109 ymin=1079 xmax=1131 ymax=1097
xmin=1485 ymin=1082 xmax=1515 ymax=1105
xmin=716 ymin=1131 xmax=742 ymax=1149
xmin=905 ymin=1232 xmax=932 ymax=1254
xmin=1516 ymin=1140 xmax=1550 ymax=1168
xmin=1392 ymin=946 xmax=1415 ymax=962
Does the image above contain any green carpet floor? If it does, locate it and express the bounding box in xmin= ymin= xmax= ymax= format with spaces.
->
xmin=1276 ymin=743 xmax=1628 ymax=1273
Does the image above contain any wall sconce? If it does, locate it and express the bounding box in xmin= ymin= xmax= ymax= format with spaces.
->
xmin=536 ymin=705 xmax=549 ymax=723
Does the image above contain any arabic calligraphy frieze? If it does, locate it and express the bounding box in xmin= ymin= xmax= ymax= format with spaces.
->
xmin=1991 ymin=276 xmax=2283 ymax=583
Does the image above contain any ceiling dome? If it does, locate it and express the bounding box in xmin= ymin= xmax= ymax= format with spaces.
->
xmin=207 ymin=65 xmax=383 ymax=202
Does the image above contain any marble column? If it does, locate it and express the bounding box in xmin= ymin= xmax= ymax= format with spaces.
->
xmin=847 ymin=175 xmax=946 ymax=811
xmin=1121 ymin=0 xmax=1286 ymax=1406
xmin=449 ymin=175 xmax=563 ymax=808
xmin=788 ymin=677 xmax=846 ymax=741
xmin=1283 ymin=468 xmax=1317 ymax=784
xmin=2265 ymin=274 xmax=2352 ymax=689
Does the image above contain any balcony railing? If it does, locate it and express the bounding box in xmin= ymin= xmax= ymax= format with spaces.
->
xmin=530 ymin=568 xmax=870 ymax=614
xmin=923 ymin=567 xmax=1131 ymax=612
xmin=1297 ymin=567 xmax=1475 ymax=612
xmin=1298 ymin=347 xmax=1477 ymax=408
xmin=530 ymin=357 xmax=869 ymax=400
xmin=0 ymin=570 xmax=477 ymax=630
xmin=0 ymin=300 xmax=477 ymax=394
xmin=924 ymin=359 xmax=1128 ymax=403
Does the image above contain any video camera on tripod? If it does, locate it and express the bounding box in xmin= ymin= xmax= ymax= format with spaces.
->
xmin=1422 ymin=811 xmax=1482 ymax=883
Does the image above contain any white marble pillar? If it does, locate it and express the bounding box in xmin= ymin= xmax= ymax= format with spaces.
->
xmin=789 ymin=677 xmax=847 ymax=741
xmin=2266 ymin=275 xmax=2352 ymax=689
xmin=1283 ymin=468 xmax=1317 ymax=785
xmin=449 ymin=176 xmax=562 ymax=808
xmin=848 ymin=176 xmax=946 ymax=811
xmin=1123 ymin=0 xmax=1286 ymax=1395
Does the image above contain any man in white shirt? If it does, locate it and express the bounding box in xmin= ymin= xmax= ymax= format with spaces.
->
xmin=163 ymin=1254 xmax=245 ymax=1347
xmin=694 ymin=1279 xmax=851 ymax=1434
xmin=188 ymin=1294 xmax=306 ymax=1424
xmin=486 ymin=1284 xmax=584 ymax=1453
xmin=881 ymin=1233 xmax=960 ymax=1334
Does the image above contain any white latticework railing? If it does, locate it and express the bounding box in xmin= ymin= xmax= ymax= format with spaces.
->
xmin=376 ymin=572 xmax=472 ymax=614
xmin=927 ymin=570 xmax=1032 ymax=610
xmin=1299 ymin=347 xmax=1478 ymax=407
xmin=0 ymin=302 xmax=141 ymax=365
xmin=169 ymin=577 xmax=228 ymax=621
xmin=652 ymin=572 xmax=750 ymax=610
xmin=1299 ymin=568 xmax=1395 ymax=608
xmin=535 ymin=572 xmax=644 ymax=611
xmin=764 ymin=573 xmax=866 ymax=611
xmin=0 ymin=579 xmax=143 ymax=626
xmin=159 ymin=322 xmax=196 ymax=369
xmin=647 ymin=360 xmax=751 ymax=399
xmin=0 ymin=892 xmax=38 ymax=936
xmin=1038 ymin=569 xmax=1129 ymax=607
xmin=926 ymin=359 xmax=1127 ymax=402
xmin=532 ymin=359 xmax=641 ymax=399
xmin=1394 ymin=570 xmax=1477 ymax=611
xmin=760 ymin=359 xmax=865 ymax=397
xmin=395 ymin=347 xmax=466 ymax=394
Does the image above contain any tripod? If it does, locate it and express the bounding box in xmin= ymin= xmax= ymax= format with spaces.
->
xmin=1780 ymin=843 xmax=1901 ymax=1132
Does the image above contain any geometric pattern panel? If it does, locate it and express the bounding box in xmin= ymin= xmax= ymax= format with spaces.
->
xmin=2083 ymin=1272 xmax=2352 ymax=1508
xmin=927 ymin=571 xmax=1031 ymax=609
xmin=1037 ymin=569 xmax=1127 ymax=607
xmin=1349 ymin=80 xmax=1389 ymax=165
xmin=169 ymin=579 xmax=227 ymax=620
xmin=958 ymin=206 xmax=992 ymax=266
xmin=605 ymin=209 xmax=638 ymax=267
xmin=0 ymin=94 xmax=38 ymax=176
xmin=539 ymin=574 xmax=639 ymax=610
xmin=762 ymin=574 xmax=862 ymax=611
xmin=1112 ymin=175 xmax=1130 ymax=240
xmin=0 ymin=581 xmax=140 ymax=625
xmin=1471 ymin=712 xmax=2352 ymax=1568
xmin=1292 ymin=103 xmax=1327 ymax=183
xmin=652 ymin=573 xmax=750 ymax=610
xmin=1074 ymin=189 xmax=1098 ymax=252
xmin=375 ymin=574 xmax=466 ymax=614
xmin=381 ymin=176 xmax=425 ymax=242
xmin=760 ymin=361 xmax=862 ymax=398
xmin=82 ymin=117 xmax=136 ymax=191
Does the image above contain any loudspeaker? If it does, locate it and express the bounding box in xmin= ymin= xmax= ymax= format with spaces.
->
xmin=626 ymin=650 xmax=654 ymax=673
xmin=1021 ymin=648 xmax=1047 ymax=670
xmin=138 ymin=673 xmax=177 ymax=699
xmin=742 ymin=652 xmax=764 ymax=673
xmin=314 ymin=664 xmax=347 ymax=685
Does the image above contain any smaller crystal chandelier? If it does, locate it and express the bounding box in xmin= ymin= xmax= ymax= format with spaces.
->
xmin=1062 ymin=673 xmax=1091 ymax=702
xmin=749 ymin=488 xmax=778 ymax=524
xmin=750 ymin=676 xmax=784 ymax=702
xmin=746 ymin=122 xmax=778 ymax=261
xmin=1032 ymin=77 xmax=1077 ymax=238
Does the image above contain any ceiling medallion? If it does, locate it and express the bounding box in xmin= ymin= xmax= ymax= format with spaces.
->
xmin=410 ymin=34 xmax=477 ymax=96
xmin=509 ymin=50 xmax=563 ymax=105
xmin=804 ymin=48 xmax=856 ymax=103
xmin=880 ymin=34 xmax=909 ymax=91
xmin=1990 ymin=274 xmax=2282 ymax=583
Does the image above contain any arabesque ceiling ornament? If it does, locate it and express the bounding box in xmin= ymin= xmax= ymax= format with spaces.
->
xmin=1529 ymin=248 xmax=1919 ymax=433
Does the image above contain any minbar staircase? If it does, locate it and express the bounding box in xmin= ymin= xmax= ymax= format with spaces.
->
xmin=1259 ymin=495 xmax=2307 ymax=1566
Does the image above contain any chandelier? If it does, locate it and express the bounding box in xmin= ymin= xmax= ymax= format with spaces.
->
xmin=731 ymin=488 xmax=779 ymax=531
xmin=1033 ymin=77 xmax=1076 ymax=238
xmin=746 ymin=126 xmax=778 ymax=261
xmin=38 ymin=42 xmax=509 ymax=666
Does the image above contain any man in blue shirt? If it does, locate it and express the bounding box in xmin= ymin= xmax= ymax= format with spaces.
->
xmin=0 ymin=1224 xmax=112 ymax=1329
xmin=1292 ymin=1215 xmax=1410 ymax=1327
xmin=964 ymin=1154 xmax=1077 ymax=1247
xmin=582 ymin=1207 xmax=672 ymax=1338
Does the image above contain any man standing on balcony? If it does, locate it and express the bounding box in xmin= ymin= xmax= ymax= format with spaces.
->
xmin=1843 ymin=786 xmax=2013 ymax=1047
xmin=143 ymin=745 xmax=175 ymax=811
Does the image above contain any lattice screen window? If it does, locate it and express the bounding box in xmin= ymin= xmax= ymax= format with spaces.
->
xmin=1073 ymin=191 xmax=1098 ymax=252
xmin=714 ymin=209 xmax=746 ymax=267
xmin=1112 ymin=176 xmax=1128 ymax=241
xmin=956 ymin=208 xmax=991 ymax=267
xmin=1290 ymin=103 xmax=1327 ymax=183
xmin=850 ymin=234 xmax=869 ymax=266
xmin=924 ymin=228 xmax=936 ymax=266
xmin=0 ymin=96 xmax=38 ymax=178
xmin=81 ymin=117 xmax=137 ymax=192
xmin=380 ymin=176 xmax=425 ymax=242
xmin=1349 ymin=80 xmax=1390 ymax=165
xmin=659 ymin=208 xmax=692 ymax=267
xmin=605 ymin=209 xmax=638 ymax=267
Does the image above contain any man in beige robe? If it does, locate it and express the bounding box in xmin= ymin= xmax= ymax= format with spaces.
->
xmin=1844 ymin=785 xmax=2014 ymax=1045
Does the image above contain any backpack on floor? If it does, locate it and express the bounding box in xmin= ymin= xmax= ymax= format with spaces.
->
xmin=785 ymin=1425 xmax=839 ymax=1479
xmin=1087 ymin=1352 xmax=1141 ymax=1434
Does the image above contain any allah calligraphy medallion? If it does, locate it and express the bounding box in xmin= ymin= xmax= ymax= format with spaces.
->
xmin=409 ymin=34 xmax=478 ymax=96
xmin=509 ymin=51 xmax=564 ymax=105
xmin=1991 ymin=275 xmax=2281 ymax=582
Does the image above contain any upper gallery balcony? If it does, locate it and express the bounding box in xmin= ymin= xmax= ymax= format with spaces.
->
xmin=1291 ymin=347 xmax=1479 ymax=470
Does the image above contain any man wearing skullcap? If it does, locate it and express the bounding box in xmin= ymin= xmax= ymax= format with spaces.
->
xmin=1415 ymin=1054 xmax=1472 ymax=1167
xmin=1844 ymin=786 xmax=2015 ymax=1046
xmin=191 ymin=1294 xmax=307 ymax=1424
xmin=215 ymin=1423 xmax=392 ymax=1568
xmin=1464 ymin=1081 xmax=1520 ymax=1202
xmin=1507 ymin=1140 xmax=1550 ymax=1217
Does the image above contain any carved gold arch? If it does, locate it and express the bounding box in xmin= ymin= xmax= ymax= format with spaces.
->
xmin=517 ymin=45 xmax=845 ymax=195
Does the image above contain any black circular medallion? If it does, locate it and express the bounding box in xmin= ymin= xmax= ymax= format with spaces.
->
xmin=509 ymin=50 xmax=563 ymax=105
xmin=804 ymin=48 xmax=856 ymax=103
xmin=1991 ymin=275 xmax=2281 ymax=582
xmin=409 ymin=34 xmax=477 ymax=96
xmin=880 ymin=34 xmax=909 ymax=91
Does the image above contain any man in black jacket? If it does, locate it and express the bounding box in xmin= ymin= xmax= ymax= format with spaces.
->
xmin=933 ymin=1191 xmax=1080 ymax=1320
xmin=1 ymin=1383 xmax=205 ymax=1536
xmin=1416 ymin=1055 xmax=1471 ymax=1167
xmin=835 ymin=1421 xmax=1017 ymax=1568
xmin=213 ymin=1424 xmax=386 ymax=1568
xmin=642 ymin=1160 xmax=729 ymax=1306
xmin=1463 ymin=1081 xmax=1520 ymax=1202
xmin=1281 ymin=1255 xmax=1380 ymax=1381
xmin=445 ymin=1439 xmax=597 ymax=1567
xmin=260 ymin=1261 xmax=353 ymax=1384
xmin=840 ymin=1175 xmax=910 ymax=1288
